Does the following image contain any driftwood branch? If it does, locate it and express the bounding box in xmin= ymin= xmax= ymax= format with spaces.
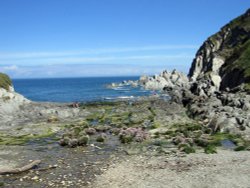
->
xmin=35 ymin=165 xmax=57 ymax=172
xmin=0 ymin=160 xmax=41 ymax=175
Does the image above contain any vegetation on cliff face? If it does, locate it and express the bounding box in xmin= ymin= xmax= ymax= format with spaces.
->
xmin=0 ymin=73 xmax=12 ymax=91
xmin=219 ymin=9 xmax=250 ymax=90
xmin=189 ymin=9 xmax=250 ymax=90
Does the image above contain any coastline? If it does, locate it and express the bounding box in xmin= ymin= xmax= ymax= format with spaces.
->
xmin=1 ymin=8 xmax=250 ymax=187
xmin=0 ymin=93 xmax=249 ymax=187
xmin=1 ymin=61 xmax=250 ymax=187
xmin=0 ymin=95 xmax=191 ymax=187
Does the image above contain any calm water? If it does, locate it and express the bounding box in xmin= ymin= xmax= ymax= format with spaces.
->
xmin=13 ymin=77 xmax=152 ymax=102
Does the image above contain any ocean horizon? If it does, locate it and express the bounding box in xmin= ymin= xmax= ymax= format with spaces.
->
xmin=12 ymin=76 xmax=152 ymax=103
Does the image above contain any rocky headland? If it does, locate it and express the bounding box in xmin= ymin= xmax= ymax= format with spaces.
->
xmin=0 ymin=9 xmax=250 ymax=188
xmin=110 ymin=8 xmax=250 ymax=139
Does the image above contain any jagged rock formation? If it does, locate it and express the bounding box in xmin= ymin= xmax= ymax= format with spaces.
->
xmin=139 ymin=8 xmax=250 ymax=94
xmin=161 ymin=9 xmax=250 ymax=136
xmin=189 ymin=9 xmax=250 ymax=91
xmin=139 ymin=70 xmax=189 ymax=90
xmin=107 ymin=70 xmax=189 ymax=91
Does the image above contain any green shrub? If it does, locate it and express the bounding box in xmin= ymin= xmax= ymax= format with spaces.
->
xmin=151 ymin=122 xmax=161 ymax=129
xmin=120 ymin=135 xmax=133 ymax=144
xmin=178 ymin=143 xmax=195 ymax=154
xmin=204 ymin=145 xmax=217 ymax=154
xmin=0 ymin=73 xmax=12 ymax=91
xmin=234 ymin=145 xmax=246 ymax=151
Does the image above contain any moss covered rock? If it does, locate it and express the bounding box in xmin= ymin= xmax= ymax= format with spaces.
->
xmin=96 ymin=133 xmax=107 ymax=142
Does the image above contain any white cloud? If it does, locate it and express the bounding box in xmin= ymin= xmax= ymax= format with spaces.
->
xmin=1 ymin=63 xmax=190 ymax=79
xmin=1 ymin=65 xmax=19 ymax=71
xmin=0 ymin=44 xmax=198 ymax=60
xmin=0 ymin=45 xmax=196 ymax=78
xmin=0 ymin=54 xmax=194 ymax=65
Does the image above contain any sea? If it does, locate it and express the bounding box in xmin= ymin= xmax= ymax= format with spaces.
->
xmin=12 ymin=76 xmax=154 ymax=103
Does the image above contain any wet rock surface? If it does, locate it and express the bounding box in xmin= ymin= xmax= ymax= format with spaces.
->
xmin=0 ymin=138 xmax=122 ymax=187
xmin=0 ymin=98 xmax=193 ymax=187
xmin=1 ymin=95 xmax=249 ymax=187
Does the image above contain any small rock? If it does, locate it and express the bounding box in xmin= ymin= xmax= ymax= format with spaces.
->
xmin=47 ymin=116 xmax=59 ymax=123
xmin=85 ymin=128 xmax=96 ymax=135
xmin=31 ymin=176 xmax=39 ymax=181
xmin=59 ymin=137 xmax=70 ymax=146
xmin=110 ymin=128 xmax=120 ymax=135
xmin=236 ymin=117 xmax=244 ymax=125
xmin=242 ymin=102 xmax=250 ymax=111
xmin=68 ymin=139 xmax=78 ymax=148
xmin=96 ymin=133 xmax=107 ymax=142
xmin=78 ymin=135 xmax=89 ymax=146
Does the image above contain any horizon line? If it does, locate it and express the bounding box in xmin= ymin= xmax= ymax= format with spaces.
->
xmin=12 ymin=75 xmax=144 ymax=80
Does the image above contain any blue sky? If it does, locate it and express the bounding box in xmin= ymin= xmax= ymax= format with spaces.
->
xmin=0 ymin=0 xmax=249 ymax=78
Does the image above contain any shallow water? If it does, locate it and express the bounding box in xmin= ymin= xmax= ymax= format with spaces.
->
xmin=220 ymin=139 xmax=236 ymax=149
xmin=0 ymin=134 xmax=123 ymax=187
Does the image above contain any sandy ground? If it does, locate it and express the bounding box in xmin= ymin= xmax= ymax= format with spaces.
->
xmin=90 ymin=150 xmax=250 ymax=188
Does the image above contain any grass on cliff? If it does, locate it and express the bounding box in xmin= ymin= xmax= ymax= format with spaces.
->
xmin=228 ymin=39 xmax=250 ymax=90
xmin=234 ymin=40 xmax=250 ymax=75
xmin=208 ymin=9 xmax=250 ymax=86
xmin=227 ymin=9 xmax=250 ymax=30
xmin=0 ymin=73 xmax=12 ymax=91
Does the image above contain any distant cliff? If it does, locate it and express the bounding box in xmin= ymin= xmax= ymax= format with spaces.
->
xmin=188 ymin=9 xmax=250 ymax=91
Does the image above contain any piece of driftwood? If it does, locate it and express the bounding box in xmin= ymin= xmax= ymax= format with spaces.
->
xmin=35 ymin=165 xmax=57 ymax=172
xmin=0 ymin=160 xmax=41 ymax=175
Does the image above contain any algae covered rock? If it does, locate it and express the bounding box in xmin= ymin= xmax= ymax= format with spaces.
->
xmin=78 ymin=135 xmax=89 ymax=146
xmin=47 ymin=116 xmax=59 ymax=123
xmin=119 ymin=127 xmax=149 ymax=143
xmin=96 ymin=133 xmax=107 ymax=142
xmin=85 ymin=128 xmax=96 ymax=135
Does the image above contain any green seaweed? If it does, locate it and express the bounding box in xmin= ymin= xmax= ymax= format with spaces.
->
xmin=96 ymin=135 xmax=106 ymax=142
xmin=204 ymin=145 xmax=217 ymax=154
xmin=0 ymin=130 xmax=55 ymax=145
xmin=119 ymin=135 xmax=133 ymax=144
xmin=178 ymin=143 xmax=196 ymax=154
xmin=209 ymin=132 xmax=241 ymax=146
xmin=148 ymin=139 xmax=170 ymax=147
xmin=148 ymin=106 xmax=156 ymax=116
xmin=150 ymin=121 xmax=161 ymax=129
xmin=234 ymin=145 xmax=246 ymax=151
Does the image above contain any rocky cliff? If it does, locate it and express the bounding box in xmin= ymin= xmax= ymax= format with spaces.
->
xmin=0 ymin=72 xmax=29 ymax=116
xmin=188 ymin=9 xmax=250 ymax=91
